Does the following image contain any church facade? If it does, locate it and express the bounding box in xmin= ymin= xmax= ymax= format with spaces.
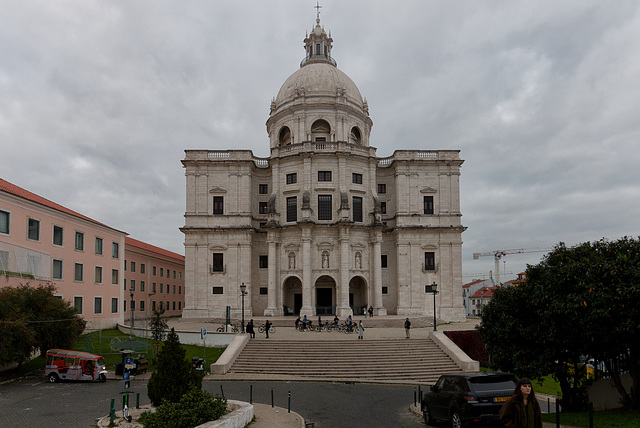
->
xmin=181 ymin=17 xmax=466 ymax=322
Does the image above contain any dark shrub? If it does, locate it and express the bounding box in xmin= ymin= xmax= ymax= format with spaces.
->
xmin=141 ymin=388 xmax=227 ymax=428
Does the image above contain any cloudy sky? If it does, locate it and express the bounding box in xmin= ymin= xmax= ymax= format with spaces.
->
xmin=3 ymin=1 xmax=639 ymax=282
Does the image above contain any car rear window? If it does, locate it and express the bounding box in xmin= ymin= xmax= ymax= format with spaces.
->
xmin=469 ymin=376 xmax=516 ymax=393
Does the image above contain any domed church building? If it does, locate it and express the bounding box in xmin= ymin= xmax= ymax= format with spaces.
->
xmin=181 ymin=15 xmax=466 ymax=322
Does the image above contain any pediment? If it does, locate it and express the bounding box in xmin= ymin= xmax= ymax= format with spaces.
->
xmin=209 ymin=187 xmax=227 ymax=193
xmin=420 ymin=186 xmax=437 ymax=193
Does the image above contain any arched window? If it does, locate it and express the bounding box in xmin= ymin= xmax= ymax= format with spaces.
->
xmin=279 ymin=126 xmax=292 ymax=145
xmin=350 ymin=127 xmax=362 ymax=145
xmin=311 ymin=119 xmax=331 ymax=142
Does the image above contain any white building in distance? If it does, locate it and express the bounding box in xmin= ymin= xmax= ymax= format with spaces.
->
xmin=181 ymin=16 xmax=466 ymax=322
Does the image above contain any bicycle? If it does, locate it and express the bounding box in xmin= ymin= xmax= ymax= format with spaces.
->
xmin=258 ymin=324 xmax=275 ymax=334
xmin=316 ymin=321 xmax=332 ymax=332
xmin=216 ymin=324 xmax=240 ymax=333
xmin=343 ymin=323 xmax=357 ymax=334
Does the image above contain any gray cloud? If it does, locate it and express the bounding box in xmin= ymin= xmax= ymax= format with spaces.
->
xmin=2 ymin=0 xmax=639 ymax=280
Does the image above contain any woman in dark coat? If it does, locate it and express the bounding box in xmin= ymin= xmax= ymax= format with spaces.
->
xmin=499 ymin=378 xmax=542 ymax=428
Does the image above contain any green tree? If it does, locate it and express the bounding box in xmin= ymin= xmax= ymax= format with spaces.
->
xmin=0 ymin=283 xmax=85 ymax=367
xmin=479 ymin=237 xmax=640 ymax=410
xmin=149 ymin=307 xmax=168 ymax=342
xmin=147 ymin=328 xmax=202 ymax=406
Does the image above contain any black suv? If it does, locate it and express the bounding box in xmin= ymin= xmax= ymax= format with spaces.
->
xmin=421 ymin=371 xmax=516 ymax=428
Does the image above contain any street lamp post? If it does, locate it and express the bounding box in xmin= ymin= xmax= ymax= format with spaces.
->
xmin=240 ymin=283 xmax=247 ymax=333
xmin=426 ymin=281 xmax=439 ymax=331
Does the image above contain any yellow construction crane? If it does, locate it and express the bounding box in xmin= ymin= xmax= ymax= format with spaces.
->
xmin=472 ymin=248 xmax=550 ymax=285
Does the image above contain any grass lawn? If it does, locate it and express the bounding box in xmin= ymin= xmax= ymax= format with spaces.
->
xmin=0 ymin=328 xmax=225 ymax=383
xmin=541 ymin=408 xmax=640 ymax=428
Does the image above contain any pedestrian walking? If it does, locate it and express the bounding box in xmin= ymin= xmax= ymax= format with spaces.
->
xmin=264 ymin=319 xmax=272 ymax=338
xmin=364 ymin=306 xmax=368 ymax=318
xmin=404 ymin=318 xmax=411 ymax=339
xmin=246 ymin=319 xmax=255 ymax=338
xmin=368 ymin=306 xmax=374 ymax=318
xmin=499 ymin=378 xmax=542 ymax=428
xmin=358 ymin=321 xmax=364 ymax=340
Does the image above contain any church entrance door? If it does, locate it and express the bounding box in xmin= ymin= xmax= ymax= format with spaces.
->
xmin=315 ymin=275 xmax=336 ymax=315
xmin=294 ymin=293 xmax=302 ymax=315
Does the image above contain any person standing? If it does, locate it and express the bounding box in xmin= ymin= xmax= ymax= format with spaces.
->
xmin=264 ymin=319 xmax=272 ymax=339
xmin=368 ymin=306 xmax=374 ymax=318
xmin=246 ymin=319 xmax=255 ymax=339
xmin=358 ymin=321 xmax=364 ymax=340
xmin=404 ymin=318 xmax=411 ymax=339
xmin=499 ymin=378 xmax=542 ymax=428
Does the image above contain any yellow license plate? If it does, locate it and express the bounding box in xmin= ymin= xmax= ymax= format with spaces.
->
xmin=494 ymin=396 xmax=510 ymax=402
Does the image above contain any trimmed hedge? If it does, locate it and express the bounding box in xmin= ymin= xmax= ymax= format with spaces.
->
xmin=444 ymin=330 xmax=489 ymax=365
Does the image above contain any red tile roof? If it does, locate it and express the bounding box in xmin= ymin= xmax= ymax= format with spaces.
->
xmin=463 ymin=279 xmax=485 ymax=288
xmin=0 ymin=178 xmax=126 ymax=234
xmin=470 ymin=286 xmax=497 ymax=298
xmin=125 ymin=236 xmax=184 ymax=261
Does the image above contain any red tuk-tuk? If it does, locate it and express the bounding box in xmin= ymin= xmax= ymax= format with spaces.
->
xmin=45 ymin=349 xmax=107 ymax=383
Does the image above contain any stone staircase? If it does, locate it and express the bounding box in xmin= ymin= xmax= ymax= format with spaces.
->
xmin=229 ymin=338 xmax=461 ymax=384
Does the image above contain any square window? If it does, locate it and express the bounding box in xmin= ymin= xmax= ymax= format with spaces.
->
xmin=160 ymin=283 xmax=164 ymax=293
xmin=112 ymin=269 xmax=119 ymax=285
xmin=0 ymin=210 xmax=9 ymax=234
xmin=53 ymin=226 xmax=63 ymax=246
xmin=95 ymin=237 xmax=103 ymax=255
xmin=178 ymin=272 xmax=182 ymax=280
xmin=153 ymin=266 xmax=157 ymax=276
xmin=213 ymin=196 xmax=224 ymax=214
xmin=141 ymin=281 xmax=145 ymax=292
xmin=160 ymin=267 xmax=164 ymax=277
xmin=352 ymin=173 xmax=363 ymax=184
xmin=111 ymin=297 xmax=118 ymax=314
xmin=28 ymin=218 xmax=40 ymax=240
xmin=381 ymin=255 xmax=388 ymax=268
xmin=382 ymin=286 xmax=388 ymax=295
xmin=130 ymin=261 xmax=136 ymax=273
xmin=259 ymin=201 xmax=269 ymax=214
xmin=74 ymin=263 xmax=84 ymax=282
xmin=318 ymin=195 xmax=332 ymax=220
xmin=286 ymin=173 xmax=297 ymax=184
xmin=95 ymin=266 xmax=103 ymax=284
xmin=318 ymin=171 xmax=332 ymax=182
xmin=424 ymin=196 xmax=434 ymax=215
xmin=212 ymin=253 xmax=224 ymax=272
xmin=259 ymin=287 xmax=268 ymax=295
xmin=173 ymin=270 xmax=176 ymax=279
xmin=140 ymin=300 xmax=145 ymax=312
xmin=212 ymin=286 xmax=224 ymax=294
xmin=94 ymin=297 xmax=102 ymax=314
xmin=259 ymin=255 xmax=268 ymax=268
xmin=74 ymin=296 xmax=83 ymax=314
xmin=152 ymin=282 xmax=157 ymax=293
xmin=112 ymin=242 xmax=119 ymax=258
xmin=259 ymin=184 xmax=268 ymax=194
xmin=179 ymin=285 xmax=182 ymax=294
xmin=378 ymin=184 xmax=386 ymax=194
xmin=130 ymin=280 xmax=136 ymax=292
xmin=130 ymin=300 xmax=136 ymax=311
xmin=380 ymin=201 xmax=387 ymax=214
xmin=53 ymin=259 xmax=63 ymax=280
xmin=75 ymin=231 xmax=84 ymax=251
xmin=287 ymin=196 xmax=297 ymax=222
xmin=140 ymin=263 xmax=146 ymax=274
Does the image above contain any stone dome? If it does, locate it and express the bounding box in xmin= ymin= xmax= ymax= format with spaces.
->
xmin=274 ymin=62 xmax=364 ymax=107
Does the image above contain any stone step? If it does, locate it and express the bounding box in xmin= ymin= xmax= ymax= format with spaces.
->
xmin=229 ymin=338 xmax=462 ymax=383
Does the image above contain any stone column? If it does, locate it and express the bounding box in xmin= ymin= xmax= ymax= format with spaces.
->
xmin=264 ymin=236 xmax=279 ymax=316
xmin=301 ymin=227 xmax=314 ymax=315
xmin=338 ymin=227 xmax=352 ymax=316
xmin=371 ymin=230 xmax=387 ymax=316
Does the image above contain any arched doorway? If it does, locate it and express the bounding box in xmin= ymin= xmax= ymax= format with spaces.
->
xmin=283 ymin=276 xmax=302 ymax=315
xmin=311 ymin=119 xmax=331 ymax=142
xmin=315 ymin=275 xmax=336 ymax=315
xmin=349 ymin=276 xmax=368 ymax=315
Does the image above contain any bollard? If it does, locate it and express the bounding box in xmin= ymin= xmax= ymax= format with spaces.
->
xmin=418 ymin=385 xmax=421 ymax=403
xmin=414 ymin=388 xmax=417 ymax=407
xmin=110 ymin=406 xmax=115 ymax=425
xmin=555 ymin=398 xmax=560 ymax=428
xmin=547 ymin=397 xmax=550 ymax=414
xmin=136 ymin=392 xmax=140 ymax=409
xmin=220 ymin=384 xmax=225 ymax=398
xmin=588 ymin=402 xmax=594 ymax=428
xmin=271 ymin=388 xmax=274 ymax=408
xmin=288 ymin=391 xmax=291 ymax=413
xmin=250 ymin=384 xmax=253 ymax=404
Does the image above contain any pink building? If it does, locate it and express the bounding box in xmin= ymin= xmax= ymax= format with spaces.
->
xmin=1 ymin=178 xmax=126 ymax=329
xmin=124 ymin=237 xmax=185 ymax=325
